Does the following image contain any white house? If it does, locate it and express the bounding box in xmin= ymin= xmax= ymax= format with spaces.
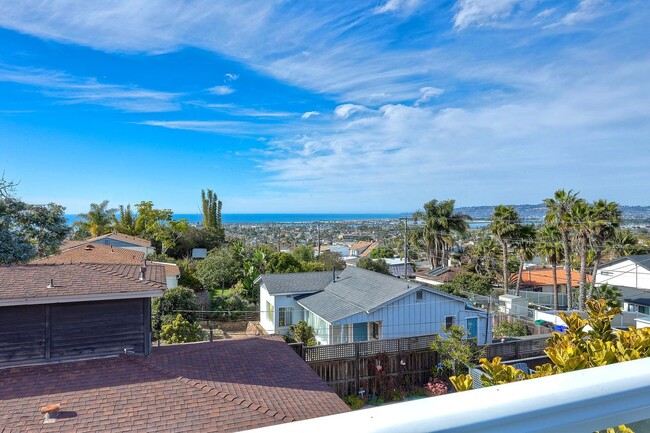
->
xmin=256 ymin=267 xmax=491 ymax=345
xmin=595 ymin=255 xmax=650 ymax=291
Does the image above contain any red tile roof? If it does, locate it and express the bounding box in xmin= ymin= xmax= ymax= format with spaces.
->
xmin=0 ymin=263 xmax=166 ymax=304
xmin=0 ymin=337 xmax=349 ymax=432
xmin=520 ymin=268 xmax=590 ymax=288
xmin=34 ymin=243 xmax=145 ymax=266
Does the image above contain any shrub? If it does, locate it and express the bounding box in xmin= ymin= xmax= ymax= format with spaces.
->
xmin=494 ymin=321 xmax=528 ymax=337
xmin=160 ymin=314 xmax=204 ymax=344
xmin=424 ymin=378 xmax=448 ymax=396
xmin=343 ymin=394 xmax=365 ymax=410
xmin=285 ymin=321 xmax=317 ymax=346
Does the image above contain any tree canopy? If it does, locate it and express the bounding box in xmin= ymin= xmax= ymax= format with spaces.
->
xmin=357 ymin=257 xmax=392 ymax=275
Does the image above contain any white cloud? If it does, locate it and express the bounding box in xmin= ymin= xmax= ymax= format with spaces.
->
xmin=556 ymin=0 xmax=603 ymax=26
xmin=453 ymin=0 xmax=522 ymax=29
xmin=374 ymin=0 xmax=422 ymax=15
xmin=415 ymin=87 xmax=444 ymax=106
xmin=224 ymin=73 xmax=239 ymax=81
xmin=208 ymin=85 xmax=235 ymax=95
xmin=334 ymin=104 xmax=372 ymax=119
xmin=0 ymin=64 xmax=181 ymax=112
xmin=301 ymin=111 xmax=320 ymax=119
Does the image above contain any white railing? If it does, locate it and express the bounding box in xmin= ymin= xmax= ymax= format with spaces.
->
xmin=245 ymin=357 xmax=650 ymax=433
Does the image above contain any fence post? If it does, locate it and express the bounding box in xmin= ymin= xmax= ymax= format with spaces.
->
xmin=354 ymin=342 xmax=360 ymax=393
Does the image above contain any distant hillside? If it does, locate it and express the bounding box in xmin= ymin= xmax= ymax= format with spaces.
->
xmin=456 ymin=205 xmax=650 ymax=223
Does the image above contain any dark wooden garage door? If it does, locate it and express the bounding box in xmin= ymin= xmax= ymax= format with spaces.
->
xmin=0 ymin=305 xmax=46 ymax=364
xmin=50 ymin=299 xmax=145 ymax=358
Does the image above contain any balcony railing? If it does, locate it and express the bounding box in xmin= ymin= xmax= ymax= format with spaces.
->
xmin=245 ymin=356 xmax=650 ymax=433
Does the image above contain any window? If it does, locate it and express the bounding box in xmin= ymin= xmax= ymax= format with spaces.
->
xmin=266 ymin=301 xmax=274 ymax=323
xmin=640 ymin=306 xmax=649 ymax=315
xmin=278 ymin=307 xmax=293 ymax=327
xmin=371 ymin=321 xmax=381 ymax=339
xmin=445 ymin=316 xmax=455 ymax=330
xmin=466 ymin=317 xmax=478 ymax=339
xmin=416 ymin=290 xmax=423 ymax=302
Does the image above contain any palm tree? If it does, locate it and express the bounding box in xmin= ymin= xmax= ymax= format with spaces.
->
xmin=606 ymin=229 xmax=642 ymax=259
xmin=571 ymin=200 xmax=592 ymax=309
xmin=588 ymin=200 xmax=621 ymax=299
xmin=513 ymin=225 xmax=536 ymax=296
xmin=76 ymin=200 xmax=117 ymax=238
xmin=469 ymin=236 xmax=500 ymax=279
xmin=488 ymin=205 xmax=521 ymax=292
xmin=414 ymin=199 xmax=470 ymax=268
xmin=537 ymin=224 xmax=564 ymax=310
xmin=544 ymin=190 xmax=582 ymax=309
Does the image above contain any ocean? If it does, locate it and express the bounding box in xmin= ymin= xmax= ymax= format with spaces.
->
xmin=64 ymin=213 xmax=408 ymax=226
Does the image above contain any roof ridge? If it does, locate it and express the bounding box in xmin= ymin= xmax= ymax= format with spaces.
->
xmin=125 ymin=354 xmax=294 ymax=423
xmin=75 ymin=262 xmax=166 ymax=288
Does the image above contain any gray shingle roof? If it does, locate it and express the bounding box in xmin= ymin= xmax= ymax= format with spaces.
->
xmin=619 ymin=286 xmax=650 ymax=307
xmin=602 ymin=255 xmax=650 ymax=272
xmin=257 ymin=271 xmax=335 ymax=295
xmin=296 ymin=267 xmax=425 ymax=323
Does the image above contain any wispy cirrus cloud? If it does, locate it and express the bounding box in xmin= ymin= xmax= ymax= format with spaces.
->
xmin=0 ymin=64 xmax=181 ymax=112
xmin=555 ymin=0 xmax=604 ymax=26
xmin=333 ymin=104 xmax=373 ymax=119
xmin=224 ymin=73 xmax=239 ymax=81
xmin=208 ymin=85 xmax=235 ymax=95
xmin=373 ymin=0 xmax=422 ymax=15
xmin=415 ymin=87 xmax=444 ymax=106
xmin=452 ymin=0 xmax=523 ymax=29
xmin=301 ymin=111 xmax=320 ymax=119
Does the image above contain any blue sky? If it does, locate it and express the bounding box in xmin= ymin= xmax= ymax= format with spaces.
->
xmin=1 ymin=0 xmax=648 ymax=214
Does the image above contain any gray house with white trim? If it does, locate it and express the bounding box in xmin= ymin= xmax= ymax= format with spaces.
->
xmin=256 ymin=267 xmax=491 ymax=345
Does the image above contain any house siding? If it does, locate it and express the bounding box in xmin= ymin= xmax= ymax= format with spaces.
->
xmin=330 ymin=290 xmax=491 ymax=345
xmin=596 ymin=259 xmax=650 ymax=290
xmin=259 ymin=285 xmax=305 ymax=335
xmin=0 ymin=298 xmax=151 ymax=367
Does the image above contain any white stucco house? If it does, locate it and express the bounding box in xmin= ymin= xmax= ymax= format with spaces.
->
xmin=595 ymin=255 xmax=650 ymax=291
xmin=255 ymin=266 xmax=491 ymax=345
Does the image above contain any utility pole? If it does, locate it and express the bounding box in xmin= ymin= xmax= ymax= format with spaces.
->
xmin=317 ymin=223 xmax=321 ymax=258
xmin=401 ymin=217 xmax=409 ymax=279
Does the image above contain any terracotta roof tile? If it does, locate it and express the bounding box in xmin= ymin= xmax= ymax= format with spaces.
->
xmin=520 ymin=268 xmax=590 ymax=288
xmin=0 ymin=337 xmax=349 ymax=432
xmin=0 ymin=263 xmax=166 ymax=303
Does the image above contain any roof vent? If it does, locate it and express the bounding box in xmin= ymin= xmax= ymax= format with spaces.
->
xmin=139 ymin=266 xmax=147 ymax=281
xmin=84 ymin=245 xmax=94 ymax=250
xmin=47 ymin=279 xmax=55 ymax=289
xmin=40 ymin=403 xmax=60 ymax=424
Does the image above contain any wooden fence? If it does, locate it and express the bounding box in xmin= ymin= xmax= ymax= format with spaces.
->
xmin=291 ymin=333 xmax=550 ymax=397
xmin=492 ymin=313 xmax=553 ymax=337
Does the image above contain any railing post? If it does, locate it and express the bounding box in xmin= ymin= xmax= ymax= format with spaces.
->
xmin=355 ymin=342 xmax=360 ymax=393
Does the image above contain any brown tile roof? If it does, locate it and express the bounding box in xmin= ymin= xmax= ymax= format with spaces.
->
xmin=88 ymin=232 xmax=152 ymax=248
xmin=150 ymin=261 xmax=181 ymax=277
xmin=415 ymin=267 xmax=466 ymax=283
xmin=520 ymin=268 xmax=590 ymax=288
xmin=358 ymin=241 xmax=379 ymax=258
xmin=33 ymin=243 xmax=145 ymax=266
xmin=0 ymin=337 xmax=349 ymax=432
xmin=0 ymin=263 xmax=166 ymax=304
xmin=350 ymin=240 xmax=372 ymax=252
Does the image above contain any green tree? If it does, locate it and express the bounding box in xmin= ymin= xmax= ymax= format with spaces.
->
xmin=301 ymin=261 xmax=326 ymax=272
xmin=152 ymin=286 xmax=200 ymax=339
xmin=318 ymin=250 xmax=346 ymax=271
xmin=292 ymin=244 xmax=315 ymax=263
xmin=494 ymin=321 xmax=528 ymax=337
xmin=357 ymin=257 xmax=391 ymax=275
xmin=201 ymin=189 xmax=222 ymax=230
xmin=160 ymin=314 xmax=204 ymax=344
xmin=369 ymin=245 xmax=395 ymax=259
xmin=545 ymin=190 xmax=583 ymax=309
xmin=134 ymin=201 xmax=189 ymax=253
xmin=537 ymin=224 xmax=564 ymax=310
xmin=488 ymin=205 xmax=521 ymax=292
xmin=513 ymin=225 xmax=536 ymax=296
xmin=75 ymin=200 xmax=117 ymax=237
xmin=113 ymin=204 xmax=136 ymax=235
xmin=590 ymin=283 xmax=622 ymax=309
xmin=196 ymin=247 xmax=242 ymax=291
xmin=467 ymin=236 xmax=500 ymax=279
xmin=450 ymin=273 xmax=493 ymax=296
xmin=266 ymin=252 xmax=303 ymax=273
xmin=285 ymin=320 xmax=317 ymax=346
xmin=430 ymin=324 xmax=484 ymax=377
xmin=0 ymin=196 xmax=69 ymax=264
xmin=414 ymin=199 xmax=470 ymax=268
xmin=571 ymin=200 xmax=594 ymax=309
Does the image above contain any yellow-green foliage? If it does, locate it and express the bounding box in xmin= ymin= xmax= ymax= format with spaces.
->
xmin=160 ymin=313 xmax=204 ymax=344
xmin=450 ymin=299 xmax=650 ymax=432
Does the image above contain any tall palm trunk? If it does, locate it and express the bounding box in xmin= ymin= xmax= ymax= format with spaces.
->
xmin=578 ymin=242 xmax=588 ymax=310
xmin=551 ymin=258 xmax=559 ymax=310
xmin=562 ymin=231 xmax=572 ymax=309
xmin=501 ymin=240 xmax=509 ymax=293
xmin=516 ymin=259 xmax=524 ymax=296
xmin=590 ymin=250 xmax=602 ymax=299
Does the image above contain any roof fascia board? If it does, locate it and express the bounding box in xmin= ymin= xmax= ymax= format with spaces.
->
xmin=0 ymin=290 xmax=164 ymax=307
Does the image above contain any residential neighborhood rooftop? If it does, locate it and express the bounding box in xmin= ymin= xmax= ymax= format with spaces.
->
xmin=85 ymin=232 xmax=153 ymax=248
xmin=33 ymin=243 xmax=145 ymax=265
xmin=0 ymin=263 xmax=166 ymax=305
xmin=518 ymin=268 xmax=589 ymax=288
xmin=0 ymin=337 xmax=349 ymax=432
xmin=256 ymin=271 xmax=336 ymax=296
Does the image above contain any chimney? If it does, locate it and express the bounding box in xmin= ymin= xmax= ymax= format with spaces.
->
xmin=47 ymin=279 xmax=54 ymax=289
xmin=139 ymin=266 xmax=147 ymax=281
